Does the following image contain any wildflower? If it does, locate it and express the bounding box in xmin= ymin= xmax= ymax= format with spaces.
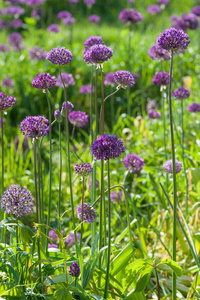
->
xmin=20 ymin=116 xmax=50 ymax=138
xmin=146 ymin=99 xmax=159 ymax=112
xmin=76 ymin=203 xmax=97 ymax=223
xmin=27 ymin=0 xmax=45 ymax=6
xmin=83 ymin=36 xmax=103 ymax=53
xmin=148 ymin=110 xmax=161 ymax=119
xmin=191 ymin=6 xmax=200 ymax=17
xmin=68 ymin=111 xmax=88 ymax=127
xmin=74 ymin=163 xmax=92 ymax=177
xmin=187 ymin=103 xmax=200 ymax=112
xmin=47 ymin=24 xmax=60 ymax=33
xmin=5 ymin=6 xmax=25 ymax=16
xmin=32 ymin=73 xmax=56 ymax=90
xmin=157 ymin=0 xmax=169 ymax=4
xmin=61 ymin=101 xmax=74 ymax=116
xmin=84 ymin=0 xmax=96 ymax=5
xmin=114 ymin=71 xmax=135 ymax=89
xmin=79 ymin=84 xmax=94 ymax=94
xmin=8 ymin=32 xmax=22 ymax=46
xmin=31 ymin=9 xmax=43 ymax=19
xmin=65 ymin=232 xmax=81 ymax=246
xmin=170 ymin=15 xmax=187 ymax=32
xmin=156 ymin=27 xmax=190 ymax=51
xmin=88 ymin=14 xmax=100 ymax=23
xmin=110 ymin=190 xmax=123 ymax=203
xmin=46 ymin=47 xmax=73 ymax=65
xmin=63 ymin=16 xmax=75 ymax=25
xmin=83 ymin=44 xmax=113 ymax=65
xmin=122 ymin=154 xmax=144 ymax=173
xmin=2 ymin=77 xmax=15 ymax=87
xmin=48 ymin=243 xmax=58 ymax=248
xmin=148 ymin=44 xmax=170 ymax=60
xmin=0 ymin=44 xmax=9 ymax=52
xmin=0 ymin=184 xmax=34 ymax=217
xmin=0 ymin=92 xmax=16 ymax=111
xmin=163 ymin=159 xmax=182 ymax=174
xmin=57 ymin=11 xmax=71 ymax=20
xmin=49 ymin=230 xmax=59 ymax=243
xmin=147 ymin=5 xmax=161 ymax=14
xmin=173 ymin=87 xmax=190 ymax=99
xmin=69 ymin=262 xmax=80 ymax=277
xmin=182 ymin=13 xmax=199 ymax=30
xmin=11 ymin=19 xmax=23 ymax=28
xmin=55 ymin=73 xmax=75 ymax=88
xmin=119 ymin=8 xmax=144 ymax=24
xmin=91 ymin=134 xmax=125 ymax=161
xmin=152 ymin=72 xmax=170 ymax=86
xmin=54 ymin=110 xmax=62 ymax=122
xmin=29 ymin=46 xmax=46 ymax=60
xmin=104 ymin=73 xmax=115 ymax=86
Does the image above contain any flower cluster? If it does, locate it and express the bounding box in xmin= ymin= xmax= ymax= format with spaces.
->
xmin=56 ymin=73 xmax=75 ymax=88
xmin=148 ymin=44 xmax=170 ymax=61
xmin=114 ymin=71 xmax=135 ymax=89
xmin=119 ymin=8 xmax=144 ymax=24
xmin=76 ymin=203 xmax=97 ymax=223
xmin=65 ymin=232 xmax=81 ymax=246
xmin=163 ymin=159 xmax=182 ymax=174
xmin=83 ymin=36 xmax=103 ymax=53
xmin=148 ymin=110 xmax=161 ymax=119
xmin=29 ymin=46 xmax=46 ymax=60
xmin=46 ymin=47 xmax=73 ymax=65
xmin=32 ymin=73 xmax=56 ymax=90
xmin=156 ymin=27 xmax=190 ymax=51
xmin=191 ymin=6 xmax=200 ymax=17
xmin=1 ymin=184 xmax=34 ymax=217
xmin=104 ymin=72 xmax=115 ymax=86
xmin=57 ymin=10 xmax=71 ymax=19
xmin=147 ymin=5 xmax=161 ymax=15
xmin=110 ymin=190 xmax=123 ymax=203
xmin=54 ymin=110 xmax=62 ymax=122
xmin=49 ymin=230 xmax=59 ymax=243
xmin=47 ymin=24 xmax=60 ymax=33
xmin=122 ymin=154 xmax=144 ymax=173
xmin=61 ymin=101 xmax=74 ymax=116
xmin=69 ymin=262 xmax=80 ymax=277
xmin=88 ymin=14 xmax=100 ymax=23
xmin=83 ymin=44 xmax=113 ymax=65
xmin=0 ymin=44 xmax=9 ymax=52
xmin=146 ymin=99 xmax=159 ymax=112
xmin=79 ymin=84 xmax=94 ymax=94
xmin=74 ymin=163 xmax=93 ymax=177
xmin=152 ymin=72 xmax=170 ymax=86
xmin=173 ymin=87 xmax=190 ymax=99
xmin=0 ymin=92 xmax=16 ymax=111
xmin=63 ymin=16 xmax=75 ymax=25
xmin=68 ymin=111 xmax=88 ymax=127
xmin=2 ymin=77 xmax=15 ymax=87
xmin=91 ymin=134 xmax=125 ymax=161
xmin=20 ymin=116 xmax=50 ymax=138
xmin=187 ymin=103 xmax=200 ymax=112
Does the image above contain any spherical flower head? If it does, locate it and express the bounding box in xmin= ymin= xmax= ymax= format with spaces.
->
xmin=68 ymin=111 xmax=88 ymax=127
xmin=76 ymin=203 xmax=96 ymax=223
xmin=56 ymin=73 xmax=75 ymax=88
xmin=48 ymin=243 xmax=58 ymax=248
xmin=74 ymin=163 xmax=92 ymax=177
xmin=8 ymin=32 xmax=22 ymax=46
xmin=2 ymin=77 xmax=15 ymax=87
xmin=170 ymin=15 xmax=187 ymax=32
xmin=146 ymin=99 xmax=159 ymax=112
xmin=91 ymin=134 xmax=125 ymax=161
xmin=83 ymin=44 xmax=113 ymax=65
xmin=31 ymin=9 xmax=43 ymax=19
xmin=187 ymin=103 xmax=200 ymax=112
xmin=132 ymin=73 xmax=140 ymax=81
xmin=1 ymin=184 xmax=34 ymax=217
xmin=0 ymin=20 xmax=8 ymax=29
xmin=182 ymin=13 xmax=199 ymax=30
xmin=20 ymin=116 xmax=50 ymax=138
xmin=114 ymin=71 xmax=135 ymax=89
xmin=83 ymin=36 xmax=103 ymax=53
xmin=11 ymin=19 xmax=23 ymax=28
xmin=119 ymin=8 xmax=144 ymax=24
xmin=88 ymin=14 xmax=100 ymax=23
xmin=110 ymin=190 xmax=123 ymax=203
xmin=0 ymin=44 xmax=9 ymax=52
xmin=29 ymin=46 xmax=46 ymax=60
xmin=69 ymin=262 xmax=80 ymax=278
xmin=148 ymin=44 xmax=170 ymax=61
xmin=32 ymin=73 xmax=56 ymax=90
xmin=27 ymin=0 xmax=45 ymax=6
xmin=54 ymin=110 xmax=62 ymax=122
xmin=63 ymin=16 xmax=75 ymax=25
xmin=61 ymin=101 xmax=74 ymax=116
xmin=47 ymin=24 xmax=60 ymax=33
xmin=79 ymin=84 xmax=94 ymax=94
xmin=46 ymin=47 xmax=73 ymax=65
xmin=191 ymin=6 xmax=200 ymax=17
xmin=57 ymin=11 xmax=71 ymax=20
xmin=65 ymin=232 xmax=81 ymax=246
xmin=173 ymin=87 xmax=190 ymax=99
xmin=148 ymin=110 xmax=161 ymax=119
xmin=147 ymin=5 xmax=161 ymax=15
xmin=104 ymin=73 xmax=115 ymax=86
xmin=122 ymin=154 xmax=144 ymax=173
xmin=0 ymin=92 xmax=16 ymax=111
xmin=5 ymin=6 xmax=25 ymax=16
xmin=49 ymin=230 xmax=59 ymax=243
xmin=163 ymin=159 xmax=182 ymax=174
xmin=157 ymin=0 xmax=169 ymax=4
xmin=156 ymin=27 xmax=190 ymax=51
xmin=152 ymin=72 xmax=170 ymax=86
xmin=84 ymin=0 xmax=96 ymax=5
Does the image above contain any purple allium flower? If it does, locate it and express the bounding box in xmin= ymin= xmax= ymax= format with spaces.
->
xmin=0 ymin=92 xmax=16 ymax=111
xmin=152 ymin=72 xmax=170 ymax=86
xmin=46 ymin=47 xmax=73 ymax=65
xmin=110 ymin=190 xmax=123 ymax=203
xmin=182 ymin=13 xmax=199 ymax=30
xmin=0 ymin=20 xmax=8 ymax=29
xmin=54 ymin=110 xmax=62 ymax=122
xmin=63 ymin=16 xmax=75 ymax=25
xmin=56 ymin=73 xmax=75 ymax=88
xmin=27 ymin=0 xmax=45 ymax=6
xmin=104 ymin=73 xmax=115 ymax=86
xmin=91 ymin=134 xmax=125 ymax=161
xmin=0 ymin=184 xmax=34 ymax=217
xmin=57 ymin=11 xmax=71 ymax=19
xmin=146 ymin=99 xmax=159 ymax=112
xmin=49 ymin=230 xmax=59 ymax=243
xmin=187 ymin=103 xmax=200 ymax=112
xmin=0 ymin=44 xmax=9 ymax=52
xmin=148 ymin=44 xmax=171 ymax=60
xmin=191 ymin=6 xmax=200 ymax=16
xmin=123 ymin=154 xmax=144 ymax=173
xmin=88 ymin=14 xmax=100 ymax=23
xmin=47 ymin=24 xmax=60 ymax=33
xmin=119 ymin=8 xmax=144 ymax=24
xmin=15 ymin=136 xmax=29 ymax=153
xmin=114 ymin=71 xmax=135 ymax=89
xmin=147 ymin=5 xmax=161 ymax=15
xmin=76 ymin=203 xmax=96 ymax=223
xmin=79 ymin=84 xmax=94 ymax=94
xmin=84 ymin=0 xmax=96 ymax=5
xmin=68 ymin=111 xmax=88 ymax=127
xmin=11 ymin=19 xmax=23 ymax=28
xmin=156 ymin=27 xmax=190 ymax=51
xmin=32 ymin=73 xmax=56 ymax=90
xmin=2 ymin=77 xmax=15 ymax=87
xmin=65 ymin=232 xmax=81 ymax=246
xmin=61 ymin=101 xmax=74 ymax=116
xmin=5 ymin=6 xmax=25 ymax=16
xmin=148 ymin=110 xmax=161 ymax=119
xmin=170 ymin=15 xmax=187 ymax=32
xmin=83 ymin=36 xmax=103 ymax=53
xmin=20 ymin=116 xmax=50 ymax=138
xmin=157 ymin=0 xmax=169 ymax=4
xmin=8 ymin=32 xmax=22 ymax=46
xmin=83 ymin=44 xmax=113 ymax=65
xmin=48 ymin=243 xmax=58 ymax=248
xmin=173 ymin=87 xmax=190 ymax=99
xmin=31 ymin=9 xmax=43 ymax=19
xmin=69 ymin=262 xmax=80 ymax=278
xmin=29 ymin=46 xmax=46 ymax=60
xmin=163 ymin=159 xmax=182 ymax=174
xmin=132 ymin=73 xmax=140 ymax=81
xmin=74 ymin=163 xmax=92 ymax=177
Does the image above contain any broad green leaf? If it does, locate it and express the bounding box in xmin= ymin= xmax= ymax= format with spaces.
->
xmin=134 ymin=266 xmax=153 ymax=292
xmin=91 ymin=232 xmax=99 ymax=256
xmin=44 ymin=273 xmax=66 ymax=285
xmin=123 ymin=290 xmax=146 ymax=300
xmin=53 ymin=289 xmax=72 ymax=300
xmin=90 ymin=295 xmax=106 ymax=300
xmin=115 ymin=219 xmax=137 ymax=244
xmin=158 ymin=259 xmax=182 ymax=277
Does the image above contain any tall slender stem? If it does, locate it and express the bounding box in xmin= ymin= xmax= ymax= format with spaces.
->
xmin=161 ymin=88 xmax=168 ymax=191
xmin=95 ymin=69 xmax=98 ymax=136
xmin=58 ymin=122 xmax=62 ymax=235
xmin=90 ymin=65 xmax=94 ymax=142
xmin=168 ymin=50 xmax=177 ymax=299
xmin=100 ymin=65 xmax=104 ymax=135
xmin=80 ymin=177 xmax=85 ymax=251
xmin=15 ymin=219 xmax=19 ymax=266
xmin=127 ymin=24 xmax=131 ymax=116
xmin=1 ymin=111 xmax=4 ymax=243
xmin=155 ymin=267 xmax=161 ymax=300
xmin=98 ymin=159 xmax=104 ymax=286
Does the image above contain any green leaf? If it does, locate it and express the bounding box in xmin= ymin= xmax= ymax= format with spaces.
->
xmin=158 ymin=259 xmax=182 ymax=277
xmin=91 ymin=232 xmax=99 ymax=256
xmin=44 ymin=273 xmax=66 ymax=285
xmin=134 ymin=266 xmax=153 ymax=292
xmin=53 ymin=289 xmax=72 ymax=300
xmin=89 ymin=295 xmax=106 ymax=300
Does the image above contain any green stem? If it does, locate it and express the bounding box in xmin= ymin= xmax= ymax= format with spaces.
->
xmin=80 ymin=177 xmax=84 ymax=251
xmin=71 ymin=126 xmax=83 ymax=162
xmin=168 ymin=50 xmax=177 ymax=300
xmin=61 ymin=236 xmax=68 ymax=285
xmin=15 ymin=219 xmax=18 ymax=267
xmin=1 ymin=111 xmax=4 ymax=243
xmin=95 ymin=69 xmax=98 ymax=137
xmin=155 ymin=267 xmax=161 ymax=300
xmin=100 ymin=65 xmax=104 ymax=135
xmin=98 ymin=159 xmax=104 ymax=286
xmin=58 ymin=122 xmax=62 ymax=244
xmin=161 ymin=88 xmax=168 ymax=191
xmin=127 ymin=23 xmax=131 ymax=116
xmin=90 ymin=65 xmax=94 ymax=142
